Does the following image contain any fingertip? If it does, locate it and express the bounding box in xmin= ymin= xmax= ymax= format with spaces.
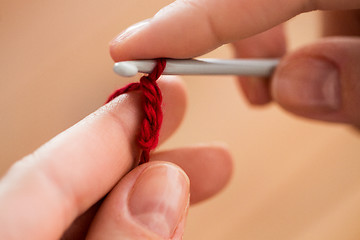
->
xmin=127 ymin=162 xmax=189 ymax=238
xmin=86 ymin=162 xmax=190 ymax=240
xmin=271 ymin=37 xmax=360 ymax=124
xmin=237 ymin=76 xmax=272 ymax=106
xmin=231 ymin=26 xmax=286 ymax=106
xmin=272 ymin=56 xmax=341 ymax=115
xmin=200 ymin=142 xmax=234 ymax=197
xmin=108 ymin=1 xmax=222 ymax=62
xmin=152 ymin=143 xmax=234 ymax=204
xmin=187 ymin=143 xmax=233 ymax=204
xmin=157 ymin=76 xmax=188 ymax=144
xmin=109 ymin=19 xmax=152 ymax=61
xmin=158 ymin=75 xmax=187 ymax=99
xmin=159 ymin=75 xmax=188 ymax=109
xmin=158 ymin=75 xmax=188 ymax=115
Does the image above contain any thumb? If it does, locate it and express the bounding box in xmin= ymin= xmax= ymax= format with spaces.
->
xmin=272 ymin=37 xmax=360 ymax=126
xmin=86 ymin=162 xmax=190 ymax=240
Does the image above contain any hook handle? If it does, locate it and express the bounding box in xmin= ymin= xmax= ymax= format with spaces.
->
xmin=113 ymin=58 xmax=280 ymax=77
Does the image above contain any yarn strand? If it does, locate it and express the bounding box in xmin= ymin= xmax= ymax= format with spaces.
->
xmin=106 ymin=59 xmax=166 ymax=165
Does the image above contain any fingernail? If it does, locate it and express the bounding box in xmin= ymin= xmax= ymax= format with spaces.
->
xmin=273 ymin=57 xmax=341 ymax=112
xmin=128 ymin=163 xmax=190 ymax=238
xmin=110 ymin=19 xmax=150 ymax=44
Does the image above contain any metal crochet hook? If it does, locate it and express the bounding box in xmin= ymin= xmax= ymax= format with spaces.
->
xmin=113 ymin=58 xmax=279 ymax=77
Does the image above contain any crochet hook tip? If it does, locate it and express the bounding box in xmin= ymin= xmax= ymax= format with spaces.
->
xmin=113 ymin=62 xmax=138 ymax=77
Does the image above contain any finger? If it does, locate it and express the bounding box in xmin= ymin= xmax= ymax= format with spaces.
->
xmin=157 ymin=76 xmax=187 ymax=144
xmin=110 ymin=0 xmax=360 ymax=61
xmin=232 ymin=25 xmax=286 ymax=105
xmin=86 ymin=162 xmax=190 ymax=240
xmin=322 ymin=9 xmax=360 ymax=36
xmin=271 ymin=37 xmax=360 ymax=126
xmin=151 ymin=144 xmax=233 ymax=204
xmin=61 ymin=143 xmax=232 ymax=239
xmin=0 ymin=77 xmax=187 ymax=240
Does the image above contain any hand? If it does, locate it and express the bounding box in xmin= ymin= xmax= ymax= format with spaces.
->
xmin=109 ymin=0 xmax=360 ymax=126
xmin=0 ymin=78 xmax=232 ymax=239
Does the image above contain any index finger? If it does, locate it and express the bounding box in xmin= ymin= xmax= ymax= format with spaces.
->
xmin=109 ymin=0 xmax=360 ymax=61
xmin=0 ymin=78 xmax=186 ymax=239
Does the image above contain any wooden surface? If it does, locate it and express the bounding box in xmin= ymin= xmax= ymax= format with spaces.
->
xmin=1 ymin=1 xmax=360 ymax=239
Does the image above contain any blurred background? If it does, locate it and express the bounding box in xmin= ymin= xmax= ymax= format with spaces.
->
xmin=1 ymin=0 xmax=360 ymax=239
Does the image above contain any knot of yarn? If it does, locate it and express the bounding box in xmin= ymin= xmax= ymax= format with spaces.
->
xmin=106 ymin=59 xmax=166 ymax=165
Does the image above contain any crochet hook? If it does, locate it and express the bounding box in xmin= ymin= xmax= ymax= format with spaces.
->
xmin=113 ymin=58 xmax=279 ymax=77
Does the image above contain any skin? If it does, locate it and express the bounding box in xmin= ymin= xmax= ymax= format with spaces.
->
xmin=0 ymin=78 xmax=233 ymax=239
xmin=0 ymin=0 xmax=359 ymax=239
xmin=110 ymin=0 xmax=360 ymax=125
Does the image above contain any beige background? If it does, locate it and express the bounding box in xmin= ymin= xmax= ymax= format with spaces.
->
xmin=1 ymin=0 xmax=360 ymax=239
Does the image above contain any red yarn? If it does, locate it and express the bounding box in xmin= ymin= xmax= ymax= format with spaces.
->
xmin=106 ymin=59 xmax=166 ymax=165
